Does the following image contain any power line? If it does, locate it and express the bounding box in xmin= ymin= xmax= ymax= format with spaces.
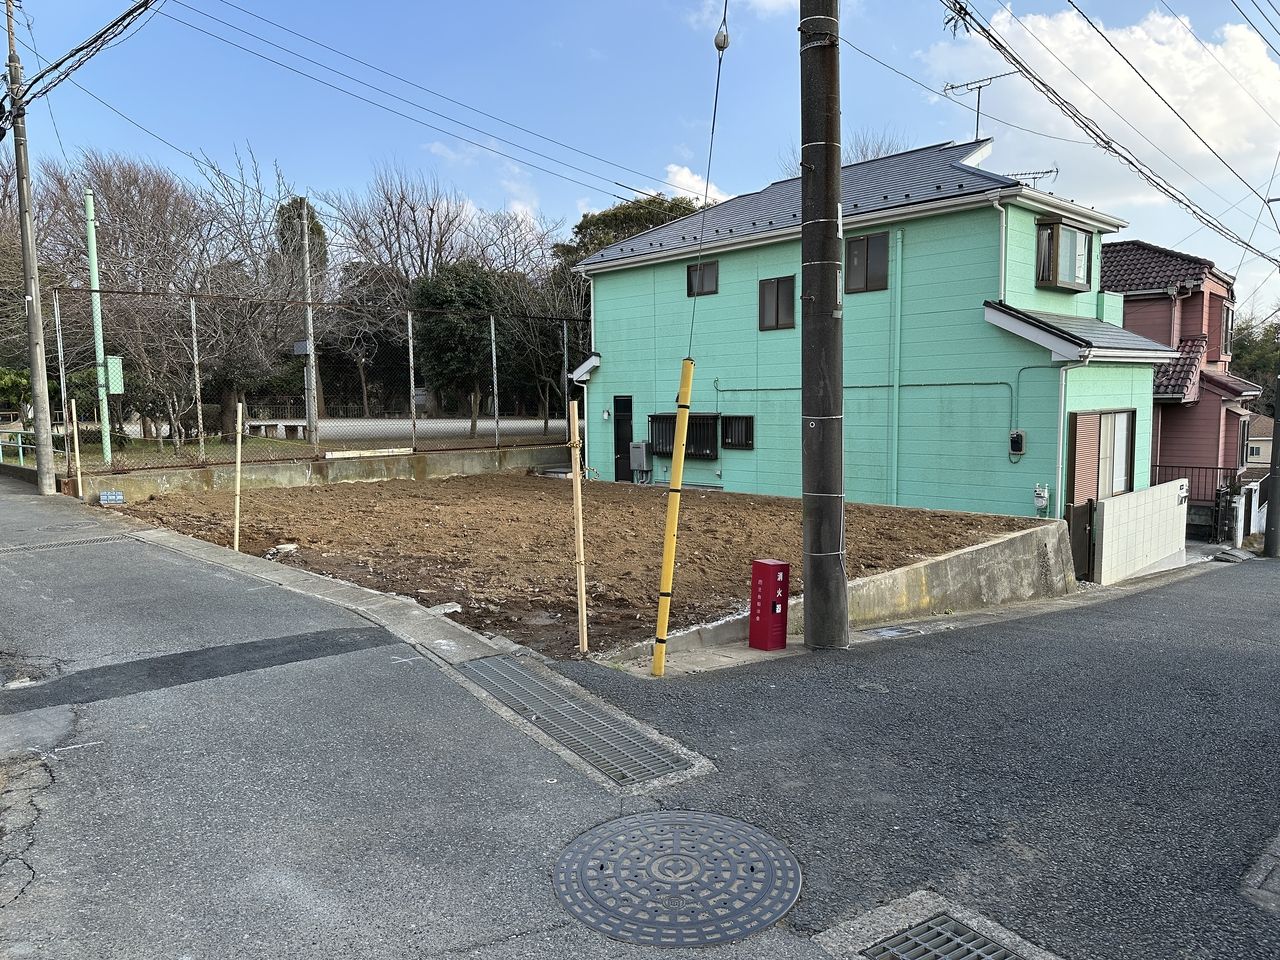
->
xmin=162 ymin=0 xmax=696 ymax=203
xmin=1155 ymin=1 xmax=1280 ymax=133
xmin=838 ymin=36 xmax=1090 ymax=144
xmin=149 ymin=9 xmax=640 ymax=205
xmin=941 ymin=1 xmax=1280 ymax=266
xmin=1229 ymin=0 xmax=1280 ymax=59
xmin=1066 ymin=0 xmax=1280 ymax=235
xmin=20 ymin=13 xmax=68 ymax=162
xmin=984 ymin=0 xmax=1236 ymax=210
xmin=202 ymin=0 xmax=693 ymax=202
xmin=1248 ymin=0 xmax=1280 ymax=45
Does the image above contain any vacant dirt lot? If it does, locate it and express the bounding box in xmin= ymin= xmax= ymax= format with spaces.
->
xmin=125 ymin=474 xmax=1042 ymax=656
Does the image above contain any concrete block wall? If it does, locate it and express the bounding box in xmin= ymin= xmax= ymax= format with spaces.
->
xmin=1093 ymin=479 xmax=1187 ymax=585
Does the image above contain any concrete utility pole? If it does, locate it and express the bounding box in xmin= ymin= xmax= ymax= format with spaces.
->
xmin=799 ymin=0 xmax=849 ymax=647
xmin=6 ymin=0 xmax=56 ymax=494
xmin=84 ymin=189 xmax=112 ymax=465
xmin=1266 ymin=376 xmax=1279 ymax=558
xmin=300 ymin=205 xmax=320 ymax=450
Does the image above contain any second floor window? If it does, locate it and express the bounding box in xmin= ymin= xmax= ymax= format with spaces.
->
xmin=687 ymin=261 xmax=718 ymax=297
xmin=759 ymin=275 xmax=796 ymax=330
xmin=846 ymin=232 xmax=889 ymax=293
xmin=1223 ymin=303 xmax=1235 ymax=354
xmin=1036 ymin=221 xmax=1092 ymax=291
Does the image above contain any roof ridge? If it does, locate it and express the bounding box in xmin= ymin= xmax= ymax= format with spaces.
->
xmin=1102 ymin=238 xmax=1215 ymax=268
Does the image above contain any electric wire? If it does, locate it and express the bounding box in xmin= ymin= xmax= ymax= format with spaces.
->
xmin=1230 ymin=0 xmax=1280 ymax=58
xmin=1248 ymin=0 xmax=1280 ymax=45
xmin=1234 ymin=148 xmax=1280 ymax=283
xmin=1066 ymin=0 xmax=1280 ymax=235
xmin=686 ymin=1 xmax=729 ymax=357
xmin=984 ymin=0 xmax=1236 ymax=210
xmin=150 ymin=8 xmax=642 ymax=205
xmin=1157 ymin=1 xmax=1280 ymax=132
xmin=161 ymin=0 xmax=695 ymax=203
xmin=941 ymin=1 xmax=1280 ymax=267
xmin=837 ymin=36 xmax=1089 ymax=145
xmin=20 ymin=13 xmax=68 ymax=162
xmin=199 ymin=0 xmax=695 ymax=202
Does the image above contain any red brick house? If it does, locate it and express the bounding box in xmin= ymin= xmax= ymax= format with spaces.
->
xmin=1101 ymin=240 xmax=1261 ymax=508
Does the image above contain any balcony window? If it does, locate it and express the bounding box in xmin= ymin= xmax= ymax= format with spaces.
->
xmin=1036 ymin=220 xmax=1092 ymax=292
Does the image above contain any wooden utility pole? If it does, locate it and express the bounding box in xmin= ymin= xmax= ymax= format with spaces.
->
xmin=799 ymin=0 xmax=849 ymax=647
xmin=6 ymin=0 xmax=56 ymax=494
xmin=1266 ymin=375 xmax=1279 ymax=558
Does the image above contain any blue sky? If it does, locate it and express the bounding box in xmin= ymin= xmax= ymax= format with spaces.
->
xmin=22 ymin=1 xmax=1280 ymax=311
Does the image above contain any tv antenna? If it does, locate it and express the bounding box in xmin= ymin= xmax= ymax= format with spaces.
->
xmin=1004 ymin=166 xmax=1059 ymax=188
xmin=943 ymin=70 xmax=1017 ymax=140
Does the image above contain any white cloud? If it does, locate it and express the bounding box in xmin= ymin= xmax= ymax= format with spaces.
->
xmin=500 ymin=161 xmax=539 ymax=217
xmin=425 ymin=141 xmax=479 ymax=165
xmin=659 ymin=163 xmax=732 ymax=203
xmin=921 ymin=8 xmax=1280 ymax=304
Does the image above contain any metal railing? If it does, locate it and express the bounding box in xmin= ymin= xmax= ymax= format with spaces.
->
xmin=1151 ymin=463 xmax=1241 ymax=504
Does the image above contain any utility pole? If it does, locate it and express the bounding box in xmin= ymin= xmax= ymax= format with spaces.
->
xmin=84 ymin=189 xmax=112 ymax=465
xmin=6 ymin=0 xmax=55 ymax=494
xmin=300 ymin=203 xmax=319 ymax=450
xmin=799 ymin=0 xmax=849 ymax=648
xmin=1266 ymin=375 xmax=1279 ymax=558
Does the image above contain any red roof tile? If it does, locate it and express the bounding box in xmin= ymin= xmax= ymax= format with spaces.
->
xmin=1101 ymin=240 xmax=1233 ymax=294
xmin=1154 ymin=336 xmax=1207 ymax=400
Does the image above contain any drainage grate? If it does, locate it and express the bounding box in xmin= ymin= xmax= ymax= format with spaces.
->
xmin=863 ymin=914 xmax=1028 ymax=960
xmin=0 ymin=534 xmax=132 ymax=556
xmin=553 ymin=810 xmax=801 ymax=947
xmin=456 ymin=655 xmax=689 ymax=786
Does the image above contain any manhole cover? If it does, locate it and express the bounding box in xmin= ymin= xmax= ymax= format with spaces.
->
xmin=553 ymin=810 xmax=801 ymax=947
xmin=863 ymin=913 xmax=1027 ymax=960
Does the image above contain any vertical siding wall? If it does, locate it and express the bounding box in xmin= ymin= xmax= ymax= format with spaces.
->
xmin=586 ymin=202 xmax=1152 ymax=518
xmin=1065 ymin=362 xmax=1156 ymax=493
xmin=1003 ymin=205 xmax=1105 ymax=319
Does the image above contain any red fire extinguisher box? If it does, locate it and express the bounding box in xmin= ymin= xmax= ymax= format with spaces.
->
xmin=749 ymin=559 xmax=790 ymax=651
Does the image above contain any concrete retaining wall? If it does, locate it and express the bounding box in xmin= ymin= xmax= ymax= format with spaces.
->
xmin=62 ymin=445 xmax=569 ymax=503
xmin=623 ymin=520 xmax=1075 ymax=658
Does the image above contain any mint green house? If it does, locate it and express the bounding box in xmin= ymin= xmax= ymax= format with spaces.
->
xmin=574 ymin=141 xmax=1177 ymax=522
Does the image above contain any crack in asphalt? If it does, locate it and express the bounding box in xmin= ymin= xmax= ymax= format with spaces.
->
xmin=0 ymin=755 xmax=55 ymax=909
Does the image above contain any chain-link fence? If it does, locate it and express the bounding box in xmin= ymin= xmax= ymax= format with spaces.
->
xmin=47 ymin=287 xmax=589 ymax=475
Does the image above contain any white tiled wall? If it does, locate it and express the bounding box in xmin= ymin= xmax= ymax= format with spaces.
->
xmin=1093 ymin=480 xmax=1188 ymax=585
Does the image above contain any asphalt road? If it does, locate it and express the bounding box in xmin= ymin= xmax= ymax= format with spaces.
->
xmin=559 ymin=557 xmax=1280 ymax=959
xmin=3 ymin=472 xmax=1279 ymax=959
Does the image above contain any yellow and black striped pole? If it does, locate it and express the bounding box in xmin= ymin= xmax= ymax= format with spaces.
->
xmin=652 ymin=357 xmax=696 ymax=677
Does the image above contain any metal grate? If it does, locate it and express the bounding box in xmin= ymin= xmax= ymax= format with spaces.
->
xmin=0 ymin=535 xmax=132 ymax=556
xmin=456 ymin=655 xmax=690 ymax=786
xmin=863 ymin=914 xmax=1028 ymax=960
xmin=553 ymin=810 xmax=802 ymax=947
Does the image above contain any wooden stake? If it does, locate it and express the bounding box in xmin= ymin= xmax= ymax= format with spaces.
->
xmin=569 ymin=400 xmax=589 ymax=653
xmin=70 ymin=398 xmax=82 ymax=500
xmin=233 ymin=401 xmax=243 ymax=552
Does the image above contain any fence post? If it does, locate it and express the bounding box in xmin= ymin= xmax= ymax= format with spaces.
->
xmin=562 ymin=318 xmax=570 ymax=443
xmin=85 ymin=189 xmax=112 ymax=467
xmin=16 ymin=430 xmax=23 ymax=466
xmin=53 ymin=289 xmax=69 ymax=443
xmin=190 ymin=297 xmax=206 ymax=462
xmin=233 ymin=401 xmax=244 ymax=553
xmin=489 ymin=314 xmax=501 ymax=448
xmin=70 ymin=398 xmax=82 ymax=500
xmin=407 ymin=310 xmax=417 ymax=450
xmin=569 ymin=400 xmax=589 ymax=654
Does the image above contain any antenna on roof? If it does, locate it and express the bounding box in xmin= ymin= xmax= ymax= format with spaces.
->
xmin=1003 ymin=165 xmax=1059 ymax=188
xmin=942 ymin=70 xmax=1017 ymax=141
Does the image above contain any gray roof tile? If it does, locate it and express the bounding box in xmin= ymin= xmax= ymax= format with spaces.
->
xmin=580 ymin=140 xmax=1016 ymax=270
xmin=986 ymin=300 xmax=1179 ymax=354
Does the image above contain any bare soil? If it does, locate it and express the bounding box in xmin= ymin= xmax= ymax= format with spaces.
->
xmin=124 ymin=474 xmax=1043 ymax=657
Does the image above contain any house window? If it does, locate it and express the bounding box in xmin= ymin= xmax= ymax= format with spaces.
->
xmin=1223 ymin=303 xmax=1235 ymax=354
xmin=722 ymin=415 xmax=754 ymax=450
xmin=759 ymin=276 xmax=796 ymax=330
xmin=1250 ymin=444 xmax=1263 ymax=460
xmin=845 ymin=232 xmax=889 ymax=293
xmin=1036 ymin=220 xmax=1092 ymax=291
xmin=1097 ymin=410 xmax=1135 ymax=499
xmin=648 ymin=412 xmax=719 ymax=459
xmin=687 ymin=261 xmax=718 ymax=297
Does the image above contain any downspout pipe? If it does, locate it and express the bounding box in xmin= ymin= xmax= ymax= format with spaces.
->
xmin=889 ymin=228 xmax=904 ymax=504
xmin=1055 ymin=351 xmax=1092 ymax=517
xmin=989 ymin=191 xmax=1007 ymax=302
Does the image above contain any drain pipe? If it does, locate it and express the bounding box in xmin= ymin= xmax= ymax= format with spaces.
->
xmin=889 ymin=228 xmax=904 ymax=504
xmin=1055 ymin=352 xmax=1091 ymax=517
xmin=989 ymin=192 xmax=1007 ymax=302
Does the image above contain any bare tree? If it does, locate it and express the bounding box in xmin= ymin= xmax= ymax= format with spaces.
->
xmin=776 ymin=124 xmax=913 ymax=177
